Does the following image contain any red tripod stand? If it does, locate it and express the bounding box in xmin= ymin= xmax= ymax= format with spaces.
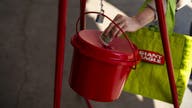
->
xmin=53 ymin=0 xmax=180 ymax=108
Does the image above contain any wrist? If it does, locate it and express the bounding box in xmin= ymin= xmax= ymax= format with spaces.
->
xmin=131 ymin=17 xmax=143 ymax=31
xmin=134 ymin=7 xmax=156 ymax=29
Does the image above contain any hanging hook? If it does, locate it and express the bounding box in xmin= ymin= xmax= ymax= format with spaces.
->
xmin=95 ymin=0 xmax=105 ymax=23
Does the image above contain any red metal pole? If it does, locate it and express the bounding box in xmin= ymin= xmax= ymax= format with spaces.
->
xmin=79 ymin=0 xmax=93 ymax=108
xmin=84 ymin=98 xmax=93 ymax=108
xmin=53 ymin=0 xmax=67 ymax=108
xmin=154 ymin=0 xmax=179 ymax=108
xmin=80 ymin=0 xmax=86 ymax=30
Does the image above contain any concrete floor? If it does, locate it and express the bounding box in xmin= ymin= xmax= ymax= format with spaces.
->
xmin=0 ymin=0 xmax=191 ymax=108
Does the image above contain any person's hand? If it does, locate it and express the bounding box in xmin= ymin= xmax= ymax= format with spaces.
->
xmin=101 ymin=7 xmax=155 ymax=45
xmin=102 ymin=6 xmax=156 ymax=39
xmin=103 ymin=14 xmax=141 ymax=38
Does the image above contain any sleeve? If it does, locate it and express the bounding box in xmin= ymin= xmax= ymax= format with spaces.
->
xmin=147 ymin=0 xmax=167 ymax=21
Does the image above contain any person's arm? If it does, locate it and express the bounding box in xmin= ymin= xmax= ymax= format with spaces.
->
xmin=103 ymin=0 xmax=167 ymax=37
xmin=103 ymin=7 xmax=155 ymax=37
xmin=147 ymin=0 xmax=167 ymax=21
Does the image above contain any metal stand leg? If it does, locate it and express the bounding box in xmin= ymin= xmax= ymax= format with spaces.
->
xmin=155 ymin=0 xmax=179 ymax=108
xmin=53 ymin=0 xmax=67 ymax=108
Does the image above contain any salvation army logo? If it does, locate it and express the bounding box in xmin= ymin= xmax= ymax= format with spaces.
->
xmin=139 ymin=50 xmax=165 ymax=65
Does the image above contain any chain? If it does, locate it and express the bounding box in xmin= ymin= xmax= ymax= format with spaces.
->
xmin=100 ymin=0 xmax=104 ymax=13
xmin=95 ymin=0 xmax=105 ymax=23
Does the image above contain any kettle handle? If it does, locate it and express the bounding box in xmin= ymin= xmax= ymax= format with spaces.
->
xmin=75 ymin=11 xmax=138 ymax=67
